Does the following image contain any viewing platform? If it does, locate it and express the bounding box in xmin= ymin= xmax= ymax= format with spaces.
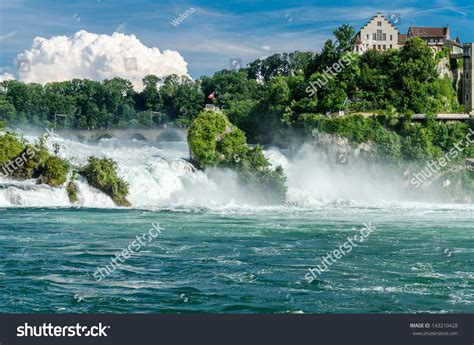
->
xmin=411 ymin=113 xmax=471 ymax=121
xmin=348 ymin=112 xmax=472 ymax=121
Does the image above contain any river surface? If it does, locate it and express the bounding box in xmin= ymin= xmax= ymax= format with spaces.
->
xmin=0 ymin=137 xmax=473 ymax=313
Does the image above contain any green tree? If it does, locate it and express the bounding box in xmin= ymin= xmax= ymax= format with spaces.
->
xmin=139 ymin=75 xmax=163 ymax=112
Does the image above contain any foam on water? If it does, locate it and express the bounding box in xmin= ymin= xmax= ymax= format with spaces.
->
xmin=0 ymin=180 xmax=70 ymax=207
xmin=0 ymin=135 xmax=472 ymax=210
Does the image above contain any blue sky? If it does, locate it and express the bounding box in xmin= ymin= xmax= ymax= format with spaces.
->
xmin=0 ymin=0 xmax=473 ymax=78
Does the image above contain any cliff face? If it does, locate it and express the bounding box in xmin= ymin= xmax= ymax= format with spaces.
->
xmin=311 ymin=130 xmax=375 ymax=165
xmin=452 ymin=66 xmax=464 ymax=103
xmin=437 ymin=56 xmax=464 ymax=103
xmin=437 ymin=57 xmax=451 ymax=78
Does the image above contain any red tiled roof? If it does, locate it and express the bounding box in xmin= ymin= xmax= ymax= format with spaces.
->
xmin=408 ymin=27 xmax=448 ymax=38
xmin=398 ymin=33 xmax=407 ymax=45
xmin=446 ymin=39 xmax=462 ymax=48
xmin=354 ymin=32 xmax=362 ymax=44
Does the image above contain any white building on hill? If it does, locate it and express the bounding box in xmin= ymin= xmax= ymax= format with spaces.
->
xmin=353 ymin=12 xmax=463 ymax=55
xmin=353 ymin=12 xmax=402 ymax=54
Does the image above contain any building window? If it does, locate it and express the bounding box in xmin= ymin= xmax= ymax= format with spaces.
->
xmin=373 ymin=33 xmax=376 ymax=40
xmin=376 ymin=30 xmax=383 ymax=41
xmin=383 ymin=45 xmax=386 ymax=50
xmin=390 ymin=44 xmax=392 ymax=48
xmin=390 ymin=35 xmax=393 ymax=41
xmin=377 ymin=21 xmax=382 ymax=26
xmin=366 ymin=34 xmax=369 ymax=39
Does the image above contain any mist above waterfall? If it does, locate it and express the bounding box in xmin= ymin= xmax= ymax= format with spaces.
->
xmin=265 ymin=144 xmax=411 ymax=206
xmin=0 ymin=135 xmax=465 ymax=209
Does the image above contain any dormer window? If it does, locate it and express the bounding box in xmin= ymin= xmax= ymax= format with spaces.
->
xmin=377 ymin=21 xmax=382 ymax=26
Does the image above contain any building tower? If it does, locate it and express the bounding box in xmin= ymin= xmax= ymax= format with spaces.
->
xmin=464 ymin=43 xmax=474 ymax=115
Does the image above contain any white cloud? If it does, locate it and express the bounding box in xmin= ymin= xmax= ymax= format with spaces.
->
xmin=0 ymin=72 xmax=15 ymax=82
xmin=15 ymin=30 xmax=189 ymax=90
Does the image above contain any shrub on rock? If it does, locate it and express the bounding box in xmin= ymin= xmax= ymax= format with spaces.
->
xmin=80 ymin=157 xmax=130 ymax=206
xmin=188 ymin=110 xmax=287 ymax=203
xmin=39 ymin=156 xmax=70 ymax=187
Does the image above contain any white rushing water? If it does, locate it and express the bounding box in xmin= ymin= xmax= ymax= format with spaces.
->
xmin=0 ymin=135 xmax=471 ymax=210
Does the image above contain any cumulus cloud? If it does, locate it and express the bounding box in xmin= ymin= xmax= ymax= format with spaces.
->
xmin=15 ymin=30 xmax=189 ymax=90
xmin=0 ymin=72 xmax=15 ymax=82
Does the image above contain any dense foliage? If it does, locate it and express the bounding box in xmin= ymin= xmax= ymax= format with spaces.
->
xmin=0 ymin=132 xmax=69 ymax=185
xmin=39 ymin=156 xmax=70 ymax=187
xmin=80 ymin=157 xmax=130 ymax=206
xmin=188 ymin=110 xmax=287 ymax=203
xmin=0 ymin=133 xmax=24 ymax=165
xmin=0 ymin=75 xmax=204 ymax=129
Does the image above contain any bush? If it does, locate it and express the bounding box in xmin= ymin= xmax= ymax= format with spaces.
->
xmin=0 ymin=134 xmax=72 ymax=184
xmin=66 ymin=182 xmax=78 ymax=203
xmin=66 ymin=170 xmax=79 ymax=203
xmin=401 ymin=125 xmax=442 ymax=161
xmin=0 ymin=133 xmax=25 ymax=165
xmin=188 ymin=110 xmax=231 ymax=167
xmin=372 ymin=126 xmax=402 ymax=163
xmin=239 ymin=145 xmax=287 ymax=203
xmin=40 ymin=156 xmax=70 ymax=187
xmin=80 ymin=157 xmax=130 ymax=206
